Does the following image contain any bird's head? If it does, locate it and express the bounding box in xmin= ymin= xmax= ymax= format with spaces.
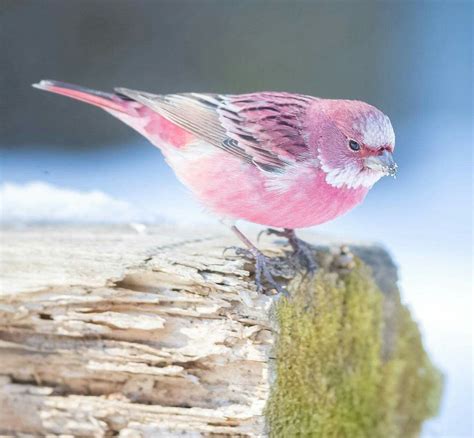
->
xmin=313 ymin=100 xmax=397 ymax=189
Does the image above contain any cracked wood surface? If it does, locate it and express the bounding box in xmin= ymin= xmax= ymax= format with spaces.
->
xmin=0 ymin=225 xmax=397 ymax=437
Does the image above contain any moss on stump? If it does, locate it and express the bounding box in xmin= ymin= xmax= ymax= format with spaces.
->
xmin=267 ymin=260 xmax=443 ymax=437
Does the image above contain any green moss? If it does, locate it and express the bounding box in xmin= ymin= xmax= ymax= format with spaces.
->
xmin=267 ymin=261 xmax=443 ymax=438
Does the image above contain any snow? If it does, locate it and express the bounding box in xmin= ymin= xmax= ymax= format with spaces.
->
xmin=0 ymin=181 xmax=147 ymax=224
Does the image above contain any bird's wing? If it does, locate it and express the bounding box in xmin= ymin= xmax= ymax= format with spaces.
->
xmin=115 ymin=89 xmax=314 ymax=172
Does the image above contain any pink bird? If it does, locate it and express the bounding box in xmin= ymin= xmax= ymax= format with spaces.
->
xmin=33 ymin=80 xmax=397 ymax=294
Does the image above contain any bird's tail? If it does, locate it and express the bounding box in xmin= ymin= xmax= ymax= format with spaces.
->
xmin=32 ymin=80 xmax=136 ymax=115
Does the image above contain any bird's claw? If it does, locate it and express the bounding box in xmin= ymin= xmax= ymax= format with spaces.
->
xmin=224 ymin=246 xmax=288 ymax=296
xmin=253 ymin=252 xmax=289 ymax=296
xmin=289 ymin=237 xmax=318 ymax=274
xmin=257 ymin=228 xmax=285 ymax=242
xmin=259 ymin=228 xmax=318 ymax=274
xmin=223 ymin=246 xmax=246 ymax=257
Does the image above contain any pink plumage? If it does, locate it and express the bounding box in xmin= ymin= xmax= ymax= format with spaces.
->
xmin=33 ymin=80 xmax=396 ymax=228
xmin=33 ymin=80 xmax=397 ymax=292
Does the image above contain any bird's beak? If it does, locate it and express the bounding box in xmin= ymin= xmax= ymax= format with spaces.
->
xmin=364 ymin=150 xmax=398 ymax=177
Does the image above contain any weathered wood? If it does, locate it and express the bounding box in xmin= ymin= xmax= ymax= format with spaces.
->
xmin=1 ymin=226 xmax=278 ymax=436
xmin=0 ymin=225 xmax=437 ymax=437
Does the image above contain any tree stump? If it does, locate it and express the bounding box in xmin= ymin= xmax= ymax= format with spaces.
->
xmin=0 ymin=225 xmax=442 ymax=437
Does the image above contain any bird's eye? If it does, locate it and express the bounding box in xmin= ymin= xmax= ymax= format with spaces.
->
xmin=349 ymin=140 xmax=361 ymax=151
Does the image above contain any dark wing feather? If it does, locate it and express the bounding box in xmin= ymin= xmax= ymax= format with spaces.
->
xmin=115 ymin=88 xmax=314 ymax=172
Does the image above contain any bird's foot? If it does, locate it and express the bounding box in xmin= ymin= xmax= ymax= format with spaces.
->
xmin=260 ymin=228 xmax=318 ymax=274
xmin=289 ymin=236 xmax=318 ymax=274
xmin=225 ymin=246 xmax=288 ymax=296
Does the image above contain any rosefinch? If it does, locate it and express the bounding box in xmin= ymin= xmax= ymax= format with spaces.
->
xmin=33 ymin=80 xmax=397 ymax=294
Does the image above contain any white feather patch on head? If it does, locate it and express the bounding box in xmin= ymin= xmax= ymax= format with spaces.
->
xmin=354 ymin=113 xmax=395 ymax=148
xmin=317 ymin=145 xmax=384 ymax=189
xmin=266 ymin=154 xmax=383 ymax=192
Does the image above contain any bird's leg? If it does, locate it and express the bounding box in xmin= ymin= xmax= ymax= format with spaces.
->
xmin=229 ymin=225 xmax=288 ymax=296
xmin=262 ymin=228 xmax=318 ymax=273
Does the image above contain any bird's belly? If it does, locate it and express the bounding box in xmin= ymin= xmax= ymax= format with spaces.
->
xmin=163 ymin=147 xmax=369 ymax=229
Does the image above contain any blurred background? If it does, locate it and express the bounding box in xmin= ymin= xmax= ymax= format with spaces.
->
xmin=0 ymin=1 xmax=472 ymax=435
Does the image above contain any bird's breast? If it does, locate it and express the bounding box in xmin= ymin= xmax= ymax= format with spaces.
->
xmin=164 ymin=147 xmax=369 ymax=228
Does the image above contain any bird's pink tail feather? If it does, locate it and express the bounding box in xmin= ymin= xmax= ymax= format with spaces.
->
xmin=32 ymin=80 xmax=132 ymax=114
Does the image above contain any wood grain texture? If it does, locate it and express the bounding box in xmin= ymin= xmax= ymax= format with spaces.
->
xmin=0 ymin=225 xmax=397 ymax=437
